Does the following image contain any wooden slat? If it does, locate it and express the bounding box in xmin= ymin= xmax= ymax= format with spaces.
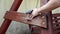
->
xmin=4 ymin=11 xmax=47 ymax=28
xmin=52 ymin=13 xmax=60 ymax=17
xmin=0 ymin=0 xmax=23 ymax=34
xmin=54 ymin=30 xmax=60 ymax=34
xmin=53 ymin=22 xmax=60 ymax=25
xmin=53 ymin=18 xmax=60 ymax=22
xmin=53 ymin=26 xmax=60 ymax=30
xmin=40 ymin=0 xmax=49 ymax=34
xmin=47 ymin=12 xmax=54 ymax=34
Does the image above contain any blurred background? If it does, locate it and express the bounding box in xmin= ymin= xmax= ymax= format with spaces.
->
xmin=0 ymin=0 xmax=60 ymax=34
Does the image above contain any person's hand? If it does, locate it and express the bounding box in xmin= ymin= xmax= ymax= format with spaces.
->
xmin=31 ymin=8 xmax=41 ymax=18
xmin=32 ymin=8 xmax=38 ymax=17
xmin=25 ymin=8 xmax=39 ymax=20
xmin=25 ymin=8 xmax=41 ymax=20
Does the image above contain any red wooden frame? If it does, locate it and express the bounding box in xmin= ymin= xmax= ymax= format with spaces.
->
xmin=0 ymin=0 xmax=23 ymax=34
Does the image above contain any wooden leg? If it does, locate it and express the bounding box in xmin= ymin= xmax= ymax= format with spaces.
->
xmin=0 ymin=0 xmax=23 ymax=34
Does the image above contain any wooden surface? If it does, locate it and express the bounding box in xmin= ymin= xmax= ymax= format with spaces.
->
xmin=4 ymin=11 xmax=47 ymax=28
xmin=0 ymin=0 xmax=23 ymax=34
xmin=52 ymin=13 xmax=60 ymax=34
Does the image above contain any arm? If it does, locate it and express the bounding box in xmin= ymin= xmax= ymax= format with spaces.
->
xmin=38 ymin=0 xmax=60 ymax=12
xmin=32 ymin=0 xmax=60 ymax=17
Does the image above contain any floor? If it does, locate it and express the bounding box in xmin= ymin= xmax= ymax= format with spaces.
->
xmin=5 ymin=21 xmax=30 ymax=34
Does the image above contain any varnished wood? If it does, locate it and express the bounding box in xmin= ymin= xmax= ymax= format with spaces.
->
xmin=52 ymin=13 xmax=60 ymax=17
xmin=0 ymin=0 xmax=60 ymax=34
xmin=0 ymin=0 xmax=23 ymax=34
xmin=40 ymin=0 xmax=49 ymax=34
xmin=52 ymin=14 xmax=60 ymax=34
xmin=4 ymin=11 xmax=47 ymax=28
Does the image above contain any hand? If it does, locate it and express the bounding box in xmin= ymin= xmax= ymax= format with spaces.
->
xmin=25 ymin=9 xmax=38 ymax=20
xmin=25 ymin=8 xmax=41 ymax=20
xmin=31 ymin=8 xmax=40 ymax=18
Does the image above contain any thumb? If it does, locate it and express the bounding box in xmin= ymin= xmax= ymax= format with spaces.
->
xmin=32 ymin=8 xmax=38 ymax=16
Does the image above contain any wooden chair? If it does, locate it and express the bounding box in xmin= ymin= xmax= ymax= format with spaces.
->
xmin=0 ymin=0 xmax=60 ymax=34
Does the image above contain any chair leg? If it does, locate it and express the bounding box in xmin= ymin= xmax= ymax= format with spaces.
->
xmin=0 ymin=0 xmax=23 ymax=34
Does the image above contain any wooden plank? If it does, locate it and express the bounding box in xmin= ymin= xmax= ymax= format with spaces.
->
xmin=0 ymin=0 xmax=23 ymax=34
xmin=53 ymin=18 xmax=60 ymax=21
xmin=52 ymin=13 xmax=60 ymax=17
xmin=40 ymin=0 xmax=49 ymax=34
xmin=4 ymin=11 xmax=47 ymax=28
